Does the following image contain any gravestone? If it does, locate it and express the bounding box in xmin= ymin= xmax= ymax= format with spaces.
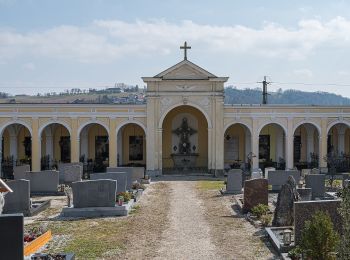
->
xmin=268 ymin=170 xmax=300 ymax=191
xmin=90 ymin=172 xmax=127 ymax=192
xmin=226 ymin=169 xmax=242 ymax=194
xmin=264 ymin=167 xmax=275 ymax=179
xmin=251 ymin=169 xmax=262 ymax=179
xmin=0 ymin=213 xmax=24 ymax=259
xmin=107 ymin=167 xmax=133 ymax=189
xmin=72 ymin=179 xmax=117 ymax=208
xmin=3 ymin=179 xmax=31 ymax=215
xmin=13 ymin=164 xmax=30 ymax=179
xmin=28 ymin=171 xmax=59 ymax=193
xmin=58 ymin=162 xmax=83 ymax=183
xmin=305 ymin=174 xmax=325 ymax=199
xmin=62 ymin=165 xmax=82 ymax=183
xmin=343 ymin=173 xmax=350 ymax=188
xmin=272 ymin=176 xmax=300 ymax=226
xmin=131 ymin=167 xmax=145 ymax=183
xmin=14 ymin=170 xmax=59 ymax=193
xmin=297 ymin=188 xmax=312 ymax=201
xmin=294 ymin=200 xmax=341 ymax=244
xmin=301 ymin=169 xmax=311 ymax=177
xmin=311 ymin=168 xmax=320 ymax=174
xmin=243 ymin=178 xmax=268 ymax=213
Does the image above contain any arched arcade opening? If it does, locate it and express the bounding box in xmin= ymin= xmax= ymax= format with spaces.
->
xmin=161 ymin=105 xmax=208 ymax=174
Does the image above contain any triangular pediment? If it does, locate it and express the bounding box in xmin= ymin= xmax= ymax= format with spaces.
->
xmin=154 ymin=60 xmax=217 ymax=80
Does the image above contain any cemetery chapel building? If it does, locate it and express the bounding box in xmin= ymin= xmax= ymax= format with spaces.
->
xmin=1 ymin=43 xmax=350 ymax=177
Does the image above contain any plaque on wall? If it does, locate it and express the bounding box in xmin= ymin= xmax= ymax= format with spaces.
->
xmin=259 ymin=135 xmax=270 ymax=161
xmin=95 ymin=136 xmax=109 ymax=161
xmin=59 ymin=136 xmax=71 ymax=163
xmin=129 ymin=136 xmax=143 ymax=161
xmin=224 ymin=136 xmax=239 ymax=161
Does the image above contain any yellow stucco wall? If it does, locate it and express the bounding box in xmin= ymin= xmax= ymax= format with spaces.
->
xmin=162 ymin=105 xmax=208 ymax=168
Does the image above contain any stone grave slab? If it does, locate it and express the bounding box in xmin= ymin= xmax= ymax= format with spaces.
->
xmin=3 ymin=179 xmax=30 ymax=216
xmin=294 ymin=200 xmax=341 ymax=244
xmin=226 ymin=169 xmax=242 ymax=194
xmin=62 ymin=165 xmax=82 ymax=183
xmin=0 ymin=213 xmax=24 ymax=259
xmin=268 ymin=170 xmax=300 ymax=191
xmin=29 ymin=170 xmax=59 ymax=194
xmin=107 ymin=167 xmax=133 ymax=189
xmin=131 ymin=167 xmax=145 ymax=183
xmin=297 ymin=188 xmax=312 ymax=201
xmin=305 ymin=174 xmax=326 ymax=199
xmin=264 ymin=167 xmax=275 ymax=179
xmin=72 ymin=179 xmax=117 ymax=208
xmin=311 ymin=168 xmax=320 ymax=174
xmin=90 ymin=172 xmax=127 ymax=192
xmin=58 ymin=162 xmax=83 ymax=183
xmin=13 ymin=164 xmax=30 ymax=179
xmin=243 ymin=178 xmax=268 ymax=213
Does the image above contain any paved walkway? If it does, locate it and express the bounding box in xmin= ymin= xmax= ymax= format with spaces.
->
xmin=155 ymin=181 xmax=218 ymax=260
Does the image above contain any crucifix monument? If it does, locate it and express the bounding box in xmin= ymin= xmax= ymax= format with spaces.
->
xmin=171 ymin=117 xmax=198 ymax=170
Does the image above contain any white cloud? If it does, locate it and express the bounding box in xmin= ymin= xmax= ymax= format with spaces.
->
xmin=2 ymin=17 xmax=350 ymax=63
xmin=293 ymin=69 xmax=313 ymax=78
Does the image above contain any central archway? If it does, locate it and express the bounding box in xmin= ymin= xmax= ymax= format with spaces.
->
xmin=161 ymin=105 xmax=209 ymax=174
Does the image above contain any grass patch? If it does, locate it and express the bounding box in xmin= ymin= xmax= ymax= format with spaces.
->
xmin=197 ymin=180 xmax=225 ymax=190
xmin=129 ymin=204 xmax=141 ymax=215
xmin=44 ymin=218 xmax=128 ymax=259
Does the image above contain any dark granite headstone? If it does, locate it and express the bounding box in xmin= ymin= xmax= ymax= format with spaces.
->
xmin=3 ymin=179 xmax=31 ymax=215
xmin=294 ymin=200 xmax=341 ymax=244
xmin=243 ymin=178 xmax=268 ymax=212
xmin=305 ymin=174 xmax=325 ymax=199
xmin=297 ymin=188 xmax=312 ymax=201
xmin=0 ymin=213 xmax=24 ymax=260
xmin=72 ymin=179 xmax=117 ymax=208
xmin=272 ymin=176 xmax=300 ymax=226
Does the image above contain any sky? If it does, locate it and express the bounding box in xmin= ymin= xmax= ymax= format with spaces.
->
xmin=2 ymin=1 xmax=350 ymax=96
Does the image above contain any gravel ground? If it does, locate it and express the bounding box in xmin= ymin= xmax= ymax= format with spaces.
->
xmin=155 ymin=181 xmax=218 ymax=260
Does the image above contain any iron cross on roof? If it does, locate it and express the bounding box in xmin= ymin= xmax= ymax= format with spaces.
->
xmin=180 ymin=41 xmax=191 ymax=60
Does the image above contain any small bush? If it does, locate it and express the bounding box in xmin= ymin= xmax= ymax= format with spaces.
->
xmin=300 ymin=211 xmax=339 ymax=260
xmin=131 ymin=182 xmax=146 ymax=190
xmin=260 ymin=214 xmax=272 ymax=226
xmin=251 ymin=204 xmax=269 ymax=219
xmin=116 ymin=192 xmax=132 ymax=203
xmin=288 ymin=246 xmax=302 ymax=260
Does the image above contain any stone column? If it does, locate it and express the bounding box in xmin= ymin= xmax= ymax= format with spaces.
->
xmin=337 ymin=124 xmax=347 ymax=154
xmin=252 ymin=119 xmax=259 ymax=170
xmin=208 ymin=127 xmax=213 ymax=171
xmin=245 ymin=131 xmax=251 ymax=163
xmin=31 ymin=118 xmax=41 ymax=171
xmin=79 ymin=129 xmax=88 ymax=161
xmin=109 ymin=119 xmax=117 ymax=167
xmin=214 ymin=97 xmax=224 ymax=174
xmin=276 ymin=128 xmax=284 ymax=161
xmin=285 ymin=118 xmax=294 ymax=170
xmin=146 ymin=97 xmax=157 ymax=175
xmin=319 ymin=118 xmax=328 ymax=168
xmin=157 ymin=128 xmax=163 ymax=174
xmin=70 ymin=119 xmax=79 ymax=163
xmin=305 ymin=126 xmax=315 ymax=162
xmin=9 ymin=134 xmax=18 ymax=161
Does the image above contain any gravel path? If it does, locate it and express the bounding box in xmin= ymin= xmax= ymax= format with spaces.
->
xmin=155 ymin=181 xmax=218 ymax=260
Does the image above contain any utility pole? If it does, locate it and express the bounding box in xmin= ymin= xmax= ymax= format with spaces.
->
xmin=258 ymin=76 xmax=271 ymax=104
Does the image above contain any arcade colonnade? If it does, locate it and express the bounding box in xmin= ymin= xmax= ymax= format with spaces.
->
xmin=1 ymin=104 xmax=350 ymax=176
xmin=2 ymin=59 xmax=350 ymax=176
